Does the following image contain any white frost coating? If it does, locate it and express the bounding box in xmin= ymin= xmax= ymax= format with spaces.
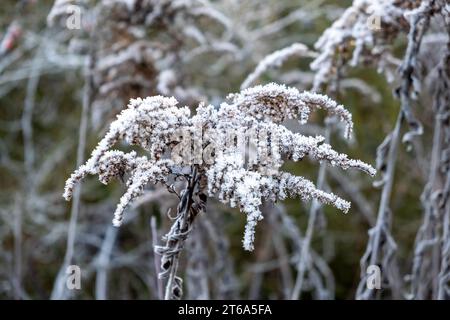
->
xmin=190 ymin=4 xmax=232 ymax=31
xmin=206 ymin=154 xmax=353 ymax=250
xmin=310 ymin=0 xmax=418 ymax=91
xmin=64 ymin=83 xmax=375 ymax=251
xmin=47 ymin=0 xmax=233 ymax=129
xmin=229 ymin=83 xmax=354 ymax=139
xmin=241 ymin=43 xmax=317 ymax=89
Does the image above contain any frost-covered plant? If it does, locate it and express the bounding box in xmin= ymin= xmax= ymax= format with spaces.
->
xmin=63 ymin=83 xmax=375 ymax=298
xmin=63 ymin=83 xmax=374 ymax=248
xmin=312 ymin=0 xmax=450 ymax=299
xmin=47 ymin=0 xmax=234 ymax=126
xmin=241 ymin=43 xmax=317 ymax=90
xmin=45 ymin=0 xmax=237 ymax=299
xmin=311 ymin=0 xmax=448 ymax=140
xmin=311 ymin=0 xmax=430 ymax=90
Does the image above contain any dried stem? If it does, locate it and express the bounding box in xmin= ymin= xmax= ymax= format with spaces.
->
xmin=155 ymin=166 xmax=205 ymax=300
xmin=51 ymin=55 xmax=93 ymax=299
xmin=150 ymin=216 xmax=163 ymax=300
xmin=291 ymin=124 xmax=330 ymax=300
xmin=358 ymin=3 xmax=433 ymax=299
xmin=95 ymin=225 xmax=117 ymax=300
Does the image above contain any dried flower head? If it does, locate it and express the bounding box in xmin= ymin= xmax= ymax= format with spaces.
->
xmin=63 ymin=83 xmax=375 ymax=251
xmin=310 ymin=0 xmax=448 ymax=90
xmin=47 ymin=0 xmax=233 ymax=126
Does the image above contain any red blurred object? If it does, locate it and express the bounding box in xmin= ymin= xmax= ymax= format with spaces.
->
xmin=0 ymin=22 xmax=22 ymax=55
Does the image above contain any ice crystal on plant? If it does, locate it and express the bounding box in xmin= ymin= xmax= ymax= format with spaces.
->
xmin=47 ymin=0 xmax=232 ymax=127
xmin=241 ymin=43 xmax=317 ymax=90
xmin=229 ymin=83 xmax=354 ymax=139
xmin=311 ymin=0 xmax=422 ymax=90
xmin=63 ymin=83 xmax=375 ymax=251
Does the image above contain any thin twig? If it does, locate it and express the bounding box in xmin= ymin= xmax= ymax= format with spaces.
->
xmin=150 ymin=216 xmax=163 ymax=300
xmin=51 ymin=55 xmax=93 ymax=299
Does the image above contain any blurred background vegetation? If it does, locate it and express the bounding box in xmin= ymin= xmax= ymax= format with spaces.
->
xmin=0 ymin=0 xmax=430 ymax=299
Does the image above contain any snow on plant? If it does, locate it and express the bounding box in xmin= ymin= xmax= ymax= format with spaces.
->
xmin=63 ymin=83 xmax=375 ymax=253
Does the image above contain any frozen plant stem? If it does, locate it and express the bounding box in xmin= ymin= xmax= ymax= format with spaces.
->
xmin=95 ymin=225 xmax=117 ymax=300
xmin=266 ymin=206 xmax=293 ymax=298
xmin=370 ymin=112 xmax=402 ymax=266
xmin=430 ymin=34 xmax=450 ymax=300
xmin=51 ymin=55 xmax=93 ymax=299
xmin=438 ymin=193 xmax=450 ymax=299
xmin=437 ymin=39 xmax=450 ymax=301
xmin=291 ymin=124 xmax=330 ymax=300
xmin=160 ymin=167 xmax=199 ymax=300
xmin=357 ymin=101 xmax=404 ymax=300
xmin=16 ymin=45 xmax=42 ymax=299
xmin=412 ymin=107 xmax=443 ymax=299
xmin=13 ymin=198 xmax=22 ymax=300
xmin=359 ymin=5 xmax=432 ymax=299
xmin=22 ymin=47 xmax=40 ymax=176
xmin=150 ymin=216 xmax=163 ymax=300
